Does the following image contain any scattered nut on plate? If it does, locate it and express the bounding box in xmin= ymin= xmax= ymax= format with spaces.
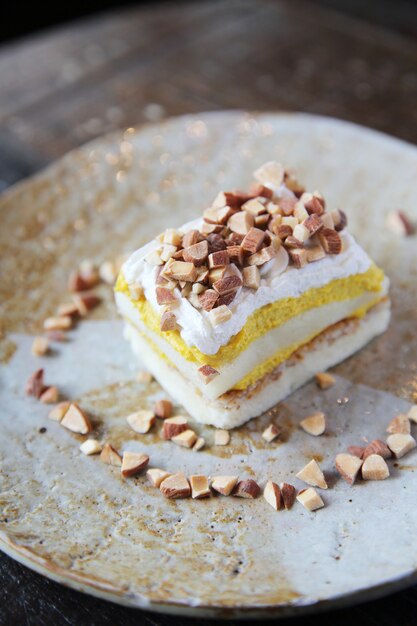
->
xmin=126 ymin=410 xmax=155 ymax=434
xmin=262 ymin=424 xmax=280 ymax=443
xmin=297 ymin=488 xmax=324 ymax=511
xmin=154 ymin=399 xmax=172 ymax=419
xmin=361 ymin=454 xmax=390 ymax=480
xmin=171 ymin=429 xmax=198 ymax=448
xmin=160 ymin=472 xmax=191 ymax=499
xmin=31 ymin=336 xmax=49 ymax=357
xmin=263 ymin=481 xmax=282 ymax=510
xmin=408 ymin=405 xmax=417 ymax=423
xmin=386 ymin=433 xmax=417 ymax=459
xmin=281 ymin=483 xmax=296 ymax=510
xmin=363 ymin=439 xmax=391 ymax=460
xmin=48 ymin=401 xmax=70 ymax=422
xmin=211 ymin=475 xmax=238 ymax=496
xmin=193 ymin=436 xmax=205 ymax=451
xmin=161 ymin=416 xmax=188 ymax=440
xmin=335 ymin=453 xmax=363 ymax=485
xmin=146 ymin=468 xmax=171 ymax=487
xmin=386 ymin=414 xmax=411 ymax=435
xmin=100 ymin=443 xmax=122 ymax=467
xmin=189 ymin=475 xmax=211 ymax=499
xmin=233 ymin=479 xmax=261 ymax=499
xmin=61 ymin=403 xmax=92 ymax=434
xmin=121 ymin=452 xmax=149 ymax=477
xmin=296 ymin=459 xmax=328 ymax=489
xmin=80 ymin=439 xmax=102 ymax=455
xmin=315 ymin=372 xmax=335 ymax=389
xmin=214 ymin=429 xmax=230 ymax=446
xmin=300 ymin=412 xmax=326 ymax=436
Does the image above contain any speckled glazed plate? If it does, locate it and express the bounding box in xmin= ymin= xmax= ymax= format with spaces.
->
xmin=1 ymin=112 xmax=417 ymax=619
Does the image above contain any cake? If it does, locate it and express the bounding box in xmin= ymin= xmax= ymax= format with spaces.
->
xmin=115 ymin=162 xmax=390 ymax=429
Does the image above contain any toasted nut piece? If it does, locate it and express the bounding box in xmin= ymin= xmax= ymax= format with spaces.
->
xmin=262 ymin=424 xmax=280 ymax=443
xmin=348 ymin=445 xmax=365 ymax=459
xmin=172 ymin=429 xmax=198 ymax=448
xmin=294 ymin=202 xmax=309 ymax=222
xmin=321 ymin=213 xmax=334 ymax=229
xmin=254 ymin=214 xmax=270 ymax=230
xmin=386 ymin=414 xmax=411 ymax=434
xmin=183 ymin=241 xmax=209 ymax=265
xmin=293 ymin=223 xmax=310 ymax=243
xmin=195 ymin=266 xmax=210 ymax=283
xmin=386 ymin=433 xmax=417 ymax=458
xmin=300 ymin=412 xmax=326 ymax=436
xmin=281 ymin=216 xmax=298 ymax=230
xmin=121 ymin=452 xmax=149 ymax=477
xmin=227 ymin=245 xmax=245 ymax=266
xmin=43 ymin=316 xmax=72 ymax=331
xmin=233 ymin=479 xmax=261 ymax=499
xmin=285 ymin=235 xmax=304 ymax=249
xmin=363 ymin=439 xmax=392 ymax=460
xmin=154 ymin=399 xmax=172 ymax=419
xmin=61 ymin=403 xmax=92 ymax=434
xmin=99 ymin=260 xmax=117 ymax=284
xmin=288 ymin=248 xmax=308 ymax=268
xmin=137 ymin=370 xmax=153 ymax=384
xmin=211 ymin=475 xmax=238 ymax=496
xmin=162 ymin=416 xmax=188 ymax=440
xmin=254 ymin=161 xmax=284 ymax=187
xmin=214 ymin=429 xmax=230 ymax=446
xmin=281 ymin=483 xmax=296 ymax=510
xmin=275 ymin=224 xmax=293 ymax=239
xmin=297 ymin=488 xmax=324 ymax=511
xmin=193 ymin=436 xmax=205 ymax=451
xmin=213 ymin=191 xmax=248 ymax=209
xmin=242 ymin=265 xmax=260 ymax=289
xmin=247 ymin=245 xmax=278 ymax=266
xmin=207 ymin=232 xmax=228 ymax=252
xmin=209 ymin=304 xmax=232 ymax=326
xmin=267 ymin=202 xmax=281 ymax=216
xmin=160 ymin=311 xmax=177 ymax=332
xmin=408 ymin=405 xmax=417 ymax=423
xmin=73 ymin=293 xmax=101 ymax=316
xmin=40 ymin=386 xmax=59 ymax=404
xmin=279 ymin=197 xmax=297 ymax=216
xmin=126 ymin=410 xmax=155 ymax=434
xmin=208 ymin=267 xmax=227 ymax=284
xmin=78 ymin=260 xmax=100 ymax=288
xmin=192 ymin=283 xmax=206 ymax=295
xmin=100 ymin=443 xmax=122 ymax=466
xmin=241 ymin=227 xmax=265 ymax=254
xmin=198 ymin=365 xmax=220 ymax=384
xmin=166 ymin=260 xmax=197 ymax=282
xmin=68 ymin=271 xmax=91 ymax=292
xmin=213 ymin=275 xmax=242 ymax=296
xmin=249 ymin=182 xmax=273 ymax=199
xmin=199 ymin=289 xmax=219 ymax=311
xmin=204 ymin=205 xmax=234 ymax=225
xmin=147 ymin=468 xmax=171 ymax=487
xmin=31 ymin=336 xmax=50 ymax=357
xmin=208 ymin=250 xmax=229 ymax=268
xmin=160 ymin=244 xmax=177 ymax=263
xmin=303 ymin=213 xmax=323 ymax=235
xmin=362 ymin=454 xmax=390 ymax=480
xmin=263 ymin=481 xmax=282 ymax=510
xmin=25 ymin=368 xmax=45 ymax=398
xmin=48 ymin=401 xmax=70 ymax=422
xmin=306 ymin=244 xmax=326 ymax=263
xmin=304 ymin=193 xmax=325 ymax=215
xmin=145 ymin=248 xmax=163 ymax=266
xmin=57 ymin=302 xmax=79 ymax=318
xmin=331 ymin=209 xmax=348 ymax=232
xmin=315 ymin=372 xmax=335 ymax=389
xmin=228 ymin=211 xmax=254 ymax=235
xmin=200 ymin=222 xmax=219 ymax=235
xmin=296 ymin=459 xmax=327 ymax=489
xmin=242 ymin=198 xmax=267 ymax=216
xmin=80 ymin=439 xmax=102 ymax=455
xmin=45 ymin=330 xmax=68 ymax=342
xmin=156 ymin=287 xmax=177 ymax=306
xmin=386 ymin=210 xmax=415 ymax=236
xmin=190 ymin=475 xmax=211 ymax=499
xmin=182 ymin=229 xmax=200 ymax=248
xmin=160 ymin=472 xmax=191 ymax=499
xmin=163 ymin=228 xmax=182 ymax=246
xmin=335 ymin=453 xmax=363 ymax=485
xmin=217 ymin=292 xmax=237 ymax=307
xmin=319 ymin=228 xmax=342 ymax=254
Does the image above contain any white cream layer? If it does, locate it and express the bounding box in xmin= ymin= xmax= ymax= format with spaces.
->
xmin=123 ymin=219 xmax=372 ymax=355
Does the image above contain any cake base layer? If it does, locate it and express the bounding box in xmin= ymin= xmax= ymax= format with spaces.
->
xmin=124 ymin=299 xmax=391 ymax=429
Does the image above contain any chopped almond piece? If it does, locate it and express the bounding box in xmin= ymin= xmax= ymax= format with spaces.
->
xmin=160 ymin=311 xmax=177 ymax=332
xmin=294 ymin=203 xmax=309 ymax=222
xmin=73 ymin=293 xmax=101 ymax=316
xmin=241 ymin=227 xmax=265 ymax=254
xmin=137 ymin=370 xmax=153 ymax=384
xmin=233 ymin=479 xmax=261 ymax=499
xmin=214 ymin=429 xmax=230 ymax=446
xmin=61 ymin=403 xmax=92 ymax=434
xmin=163 ymin=228 xmax=182 ymax=246
xmin=315 ymin=372 xmax=335 ymax=389
xmin=285 ymin=235 xmax=304 ymax=249
xmin=208 ymin=250 xmax=229 ymax=268
xmin=126 ymin=410 xmax=155 ymax=434
xmin=147 ymin=468 xmax=171 ymax=487
xmin=213 ymin=275 xmax=242 ymax=296
xmin=99 ymin=260 xmax=117 ymax=284
xmin=166 ymin=260 xmax=197 ymax=282
xmin=100 ymin=443 xmax=122 ymax=467
xmin=57 ymin=302 xmax=79 ymax=318
xmin=43 ymin=316 xmax=72 ymax=331
xmin=162 ymin=416 xmax=188 ymax=440
xmin=172 ymin=429 xmax=198 ymax=448
xmin=262 ymin=424 xmax=280 ymax=443
xmin=198 ymin=365 xmax=220 ymax=384
xmin=249 ymin=182 xmax=273 ymax=199
xmin=242 ymin=265 xmax=260 ymax=289
xmin=297 ymin=488 xmax=324 ymax=511
xmin=209 ymin=305 xmax=232 ymax=326
xmin=331 ymin=209 xmax=348 ymax=232
xmin=303 ymin=214 xmax=323 ymax=235
xmin=254 ymin=214 xmax=270 ymax=230
xmin=25 ymin=368 xmax=45 ymax=398
xmin=160 ymin=472 xmax=191 ymax=499
xmin=275 ymin=224 xmax=293 ymax=239
xmin=289 ymin=248 xmax=307 ymax=268
xmin=48 ymin=401 xmax=70 ymax=422
xmin=247 ymin=245 xmax=278 ymax=266
xmin=190 ymin=475 xmax=211 ymax=499
xmin=321 ymin=213 xmax=334 ymax=229
xmin=228 ymin=211 xmax=254 ymax=235
xmin=296 ymin=459 xmax=327 ymax=489
xmin=300 ymin=412 xmax=326 ymax=437
xmin=281 ymin=483 xmax=296 ymax=510
xmin=386 ymin=433 xmax=417 ymax=458
xmin=121 ymin=452 xmax=149 ymax=477
xmin=79 ymin=260 xmax=100 ymax=288
xmin=293 ymin=223 xmax=310 ymax=243
xmin=156 ymin=287 xmax=177 ymax=306
xmin=199 ymin=289 xmax=219 ymax=311
xmin=362 ymin=454 xmax=390 ymax=480
xmin=145 ymin=249 xmax=163 ymax=266
xmin=386 ymin=210 xmax=415 ymax=237
xmin=183 ymin=241 xmax=209 ymax=265
xmin=208 ymin=267 xmax=227 ymax=284
xmin=254 ymin=161 xmax=284 ymax=187
xmin=363 ymin=439 xmax=392 ymax=460
xmin=279 ymin=197 xmax=297 ymax=216
xmin=282 ymin=216 xmax=298 ymax=229
xmin=227 ymin=245 xmax=245 ymax=266
xmin=154 ymin=399 xmax=172 ymax=419
xmin=211 ymin=475 xmax=238 ymax=496
xmin=348 ymin=445 xmax=365 ymax=459
xmin=242 ymin=198 xmax=267 ymax=216
xmin=408 ymin=405 xmax=417 ymax=423
xmin=213 ymin=191 xmax=248 ymax=209
xmin=160 ymin=244 xmax=177 ymax=263
xmin=31 ymin=336 xmax=50 ymax=357
xmin=306 ymin=245 xmax=326 ymax=263
xmin=128 ymin=283 xmax=143 ymax=301
xmin=193 ymin=436 xmax=205 ymax=451
xmin=40 ymin=386 xmax=59 ymax=404
xmin=304 ymin=193 xmax=325 ymax=215
xmin=204 ymin=205 xmax=234 ymax=225
xmin=68 ymin=271 xmax=90 ymax=292
xmin=319 ymin=228 xmax=342 ymax=254
xmin=263 ymin=481 xmax=282 ymax=510
xmin=386 ymin=413 xmax=411 ymax=435
xmin=80 ymin=439 xmax=102 ymax=455
xmin=335 ymin=453 xmax=363 ymax=485
xmin=182 ymin=230 xmax=200 ymax=248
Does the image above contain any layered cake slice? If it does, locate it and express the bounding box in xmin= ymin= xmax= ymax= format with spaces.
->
xmin=115 ymin=162 xmax=390 ymax=428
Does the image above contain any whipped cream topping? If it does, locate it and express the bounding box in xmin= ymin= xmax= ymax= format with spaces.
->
xmin=123 ymin=219 xmax=372 ymax=355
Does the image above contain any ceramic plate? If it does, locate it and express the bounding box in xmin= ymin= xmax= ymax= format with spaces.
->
xmin=1 ymin=111 xmax=416 ymax=618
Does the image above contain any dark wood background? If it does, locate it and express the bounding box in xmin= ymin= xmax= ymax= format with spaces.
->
xmin=1 ymin=1 xmax=417 ymax=624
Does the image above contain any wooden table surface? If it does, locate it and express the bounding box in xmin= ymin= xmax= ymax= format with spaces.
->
xmin=1 ymin=1 xmax=417 ymax=624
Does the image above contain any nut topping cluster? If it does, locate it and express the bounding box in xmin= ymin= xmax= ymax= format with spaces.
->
xmin=142 ymin=162 xmax=348 ymax=331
